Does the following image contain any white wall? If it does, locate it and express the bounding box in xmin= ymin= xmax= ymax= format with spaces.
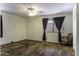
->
xmin=0 ymin=11 xmax=27 ymax=45
xmin=77 ymin=3 xmax=79 ymax=56
xmin=0 ymin=10 xmax=1 ymax=15
xmin=27 ymin=16 xmax=43 ymax=41
xmin=72 ymin=4 xmax=77 ymax=55
xmin=26 ymin=12 xmax=73 ymax=43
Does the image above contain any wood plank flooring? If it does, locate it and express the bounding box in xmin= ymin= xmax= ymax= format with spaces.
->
xmin=0 ymin=39 xmax=75 ymax=56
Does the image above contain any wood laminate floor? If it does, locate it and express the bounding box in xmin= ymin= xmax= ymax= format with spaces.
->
xmin=0 ymin=39 xmax=75 ymax=56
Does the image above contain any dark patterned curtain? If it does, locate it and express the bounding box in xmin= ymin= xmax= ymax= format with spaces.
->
xmin=42 ymin=18 xmax=48 ymax=41
xmin=53 ymin=16 xmax=65 ymax=42
xmin=0 ymin=15 xmax=3 ymax=37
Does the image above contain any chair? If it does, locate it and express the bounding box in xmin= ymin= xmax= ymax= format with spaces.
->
xmin=61 ymin=33 xmax=73 ymax=46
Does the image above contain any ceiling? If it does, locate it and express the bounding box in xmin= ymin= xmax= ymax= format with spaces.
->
xmin=0 ymin=3 xmax=74 ymax=17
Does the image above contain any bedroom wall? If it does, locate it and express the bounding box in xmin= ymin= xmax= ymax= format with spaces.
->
xmin=0 ymin=11 xmax=73 ymax=45
xmin=26 ymin=12 xmax=73 ymax=43
xmin=72 ymin=4 xmax=77 ymax=55
xmin=77 ymin=3 xmax=79 ymax=56
xmin=0 ymin=11 xmax=27 ymax=45
xmin=0 ymin=10 xmax=1 ymax=15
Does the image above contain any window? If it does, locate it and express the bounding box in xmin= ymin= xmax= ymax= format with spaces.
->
xmin=46 ymin=20 xmax=54 ymax=33
xmin=46 ymin=20 xmax=64 ymax=33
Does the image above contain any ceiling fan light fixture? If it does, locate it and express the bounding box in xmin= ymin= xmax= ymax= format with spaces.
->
xmin=28 ymin=11 xmax=37 ymax=16
xmin=28 ymin=13 xmax=35 ymax=16
xmin=26 ymin=7 xmax=43 ymax=16
xmin=25 ymin=7 xmax=37 ymax=16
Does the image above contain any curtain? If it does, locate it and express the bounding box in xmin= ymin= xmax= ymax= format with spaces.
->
xmin=0 ymin=15 xmax=3 ymax=37
xmin=42 ymin=18 xmax=48 ymax=41
xmin=53 ymin=16 xmax=65 ymax=42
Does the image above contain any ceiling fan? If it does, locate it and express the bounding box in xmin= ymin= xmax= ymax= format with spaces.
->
xmin=26 ymin=7 xmax=43 ymax=16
